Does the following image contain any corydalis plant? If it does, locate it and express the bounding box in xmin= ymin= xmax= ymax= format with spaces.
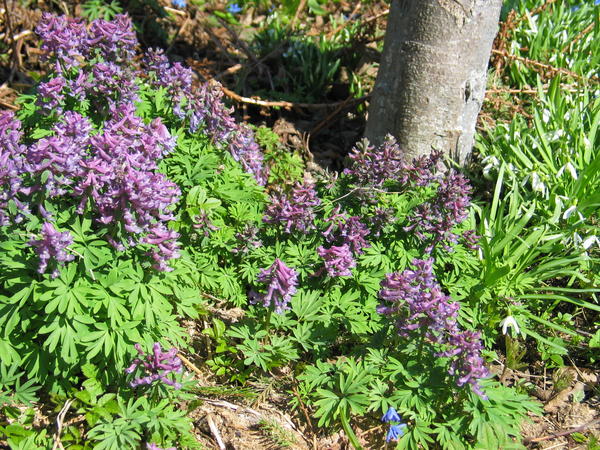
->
xmin=323 ymin=208 xmax=370 ymax=255
xmin=1 ymin=104 xmax=181 ymax=271
xmin=250 ymin=258 xmax=298 ymax=313
xmin=378 ymin=258 xmax=489 ymax=398
xmin=264 ymin=179 xmax=321 ymax=234
xmin=405 ymin=171 xmax=473 ymax=253
xmin=143 ymin=48 xmax=268 ymax=185
xmin=344 ymin=135 xmax=443 ymax=189
xmin=317 ymin=244 xmax=356 ymax=277
xmin=125 ymin=343 xmax=183 ymax=389
xmin=345 ymin=136 xmax=476 ymax=252
xmin=29 ymin=222 xmax=75 ymax=277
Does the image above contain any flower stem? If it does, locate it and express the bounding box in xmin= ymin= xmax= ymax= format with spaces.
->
xmin=416 ymin=330 xmax=425 ymax=361
xmin=264 ymin=309 xmax=272 ymax=332
xmin=340 ymin=408 xmax=363 ymax=450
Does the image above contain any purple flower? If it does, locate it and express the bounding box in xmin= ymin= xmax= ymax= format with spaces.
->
xmin=323 ymin=210 xmax=370 ymax=254
xmin=439 ymin=330 xmax=489 ymax=399
xmin=462 ymin=229 xmax=480 ymax=251
xmin=0 ymin=112 xmax=29 ymax=225
xmin=378 ymin=258 xmax=488 ymax=397
xmin=28 ymin=223 xmax=75 ymax=277
xmin=37 ymin=76 xmax=66 ymax=112
xmin=378 ymin=258 xmax=459 ymax=341
xmin=90 ymin=61 xmax=139 ymax=105
xmin=250 ymin=259 xmax=298 ymax=313
xmin=87 ymin=14 xmax=137 ymax=62
xmin=36 ymin=13 xmax=88 ymax=71
xmin=339 ymin=216 xmax=370 ymax=254
xmin=264 ymin=180 xmax=320 ymax=233
xmin=405 ymin=171 xmax=472 ymax=253
xmin=317 ymin=244 xmax=356 ymax=277
xmin=125 ymin=343 xmax=183 ymax=389
xmin=192 ymin=211 xmax=219 ymax=237
xmin=232 ymin=224 xmax=262 ymax=254
xmin=345 ymin=136 xmax=445 ymax=189
xmin=344 ymin=136 xmax=404 ymax=187
xmin=228 ymin=123 xmax=268 ymax=186
xmin=143 ymin=52 xmax=268 ymax=185
xmin=144 ymin=48 xmax=192 ymax=94
xmin=28 ymin=112 xmax=91 ymax=197
xmin=147 ymin=444 xmax=176 ymax=450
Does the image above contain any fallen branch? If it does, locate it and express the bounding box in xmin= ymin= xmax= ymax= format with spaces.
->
xmin=291 ymin=383 xmax=318 ymax=450
xmin=0 ymin=99 xmax=18 ymax=110
xmin=310 ymin=95 xmax=360 ymax=136
xmin=561 ymin=22 xmax=595 ymax=53
xmin=523 ymin=417 xmax=600 ymax=444
xmin=178 ymin=353 xmax=203 ymax=377
xmin=491 ymin=49 xmax=599 ymax=83
xmin=486 ymin=85 xmax=581 ymax=95
xmin=216 ymin=81 xmax=370 ymax=110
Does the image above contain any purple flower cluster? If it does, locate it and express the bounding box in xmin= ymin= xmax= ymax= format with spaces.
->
xmin=264 ymin=180 xmax=321 ymax=233
xmin=0 ymin=112 xmax=29 ymax=225
xmin=378 ymin=258 xmax=488 ymax=397
xmin=317 ymin=244 xmax=356 ymax=277
xmin=405 ymin=171 xmax=473 ymax=253
xmin=125 ymin=343 xmax=183 ymax=389
xmin=344 ymin=135 xmax=445 ymax=189
xmin=29 ymin=223 xmax=75 ymax=278
xmin=143 ymin=48 xmax=268 ymax=185
xmin=318 ymin=208 xmax=370 ymax=277
xmin=76 ymin=104 xmax=180 ymax=270
xmin=2 ymin=104 xmax=180 ymax=271
xmin=36 ymin=14 xmax=88 ymax=71
xmin=324 ymin=212 xmax=370 ymax=255
xmin=28 ymin=111 xmax=91 ymax=197
xmin=250 ymin=258 xmax=298 ymax=313
xmin=35 ymin=13 xmax=139 ymax=112
xmin=344 ymin=136 xmax=404 ymax=187
xmin=35 ymin=13 xmax=267 ymax=185
xmin=36 ymin=13 xmax=136 ymax=70
xmin=232 ymin=224 xmax=262 ymax=254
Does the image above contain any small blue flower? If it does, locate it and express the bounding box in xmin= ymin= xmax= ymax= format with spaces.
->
xmin=171 ymin=0 xmax=186 ymax=8
xmin=386 ymin=424 xmax=407 ymax=443
xmin=381 ymin=407 xmax=401 ymax=423
xmin=571 ymin=0 xmax=600 ymax=12
xmin=227 ymin=3 xmax=242 ymax=14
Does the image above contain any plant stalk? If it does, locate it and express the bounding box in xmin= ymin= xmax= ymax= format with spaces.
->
xmin=340 ymin=408 xmax=363 ymax=450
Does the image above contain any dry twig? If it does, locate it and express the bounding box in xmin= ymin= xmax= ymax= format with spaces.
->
xmin=206 ymin=414 xmax=227 ymax=450
xmin=491 ymin=49 xmax=599 ymax=83
xmin=178 ymin=353 xmax=203 ymax=377
xmin=290 ymin=0 xmax=307 ymax=29
xmin=52 ymin=398 xmax=74 ymax=450
xmin=523 ymin=418 xmax=600 ymax=444
xmin=216 ymin=81 xmax=370 ymax=110
xmin=291 ymin=383 xmax=318 ymax=449
xmin=561 ymin=22 xmax=595 ymax=53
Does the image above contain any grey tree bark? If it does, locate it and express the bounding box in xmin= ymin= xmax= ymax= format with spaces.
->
xmin=364 ymin=0 xmax=503 ymax=163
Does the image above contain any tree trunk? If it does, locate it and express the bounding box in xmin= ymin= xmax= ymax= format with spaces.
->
xmin=364 ymin=0 xmax=502 ymax=163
